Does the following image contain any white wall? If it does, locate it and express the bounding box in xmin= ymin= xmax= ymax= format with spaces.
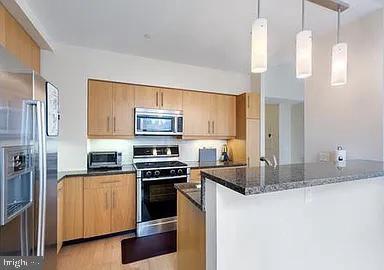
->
xmin=206 ymin=177 xmax=384 ymax=270
xmin=263 ymin=63 xmax=304 ymax=101
xmin=41 ymin=43 xmax=251 ymax=171
xmin=305 ymin=9 xmax=384 ymax=162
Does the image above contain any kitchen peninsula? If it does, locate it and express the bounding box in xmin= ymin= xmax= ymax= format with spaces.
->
xmin=176 ymin=160 xmax=384 ymax=270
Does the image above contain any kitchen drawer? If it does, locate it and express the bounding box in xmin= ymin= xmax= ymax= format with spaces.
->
xmin=84 ymin=174 xmax=132 ymax=189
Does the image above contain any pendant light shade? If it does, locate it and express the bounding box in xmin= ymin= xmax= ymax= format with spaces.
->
xmin=296 ymin=0 xmax=312 ymax=79
xmin=331 ymin=42 xmax=348 ymax=86
xmin=331 ymin=9 xmax=347 ymax=86
xmin=296 ymin=30 xmax=313 ymax=79
xmin=251 ymin=18 xmax=268 ymax=73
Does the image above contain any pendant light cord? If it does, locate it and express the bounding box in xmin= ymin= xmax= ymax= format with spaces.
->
xmin=257 ymin=0 xmax=261 ymax=18
xmin=337 ymin=8 xmax=341 ymax=43
xmin=302 ymin=0 xmax=305 ymax=31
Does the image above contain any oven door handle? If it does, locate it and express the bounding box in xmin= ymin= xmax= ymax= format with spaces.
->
xmin=141 ymin=175 xmax=188 ymax=182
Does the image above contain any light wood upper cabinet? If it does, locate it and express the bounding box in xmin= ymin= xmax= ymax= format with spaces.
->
xmin=159 ymin=88 xmax=183 ymax=110
xmin=31 ymin=42 xmax=40 ymax=74
xmin=1 ymin=4 xmax=40 ymax=73
xmin=63 ymin=177 xmax=84 ymax=241
xmin=88 ymin=80 xmax=135 ymax=138
xmin=212 ymin=94 xmax=236 ymax=137
xmin=4 ymin=10 xmax=19 ymax=57
xmin=0 ymin=5 xmax=5 ymax=46
xmin=134 ymin=85 xmax=159 ymax=109
xmin=88 ymin=80 xmax=113 ymax=136
xmin=112 ymin=83 xmax=135 ymax=136
xmin=246 ymin=93 xmax=260 ymax=119
xmin=183 ymin=91 xmax=211 ymax=137
xmin=135 ymin=85 xmax=183 ymax=110
xmin=83 ymin=174 xmax=136 ymax=238
xmin=183 ymin=91 xmax=236 ymax=138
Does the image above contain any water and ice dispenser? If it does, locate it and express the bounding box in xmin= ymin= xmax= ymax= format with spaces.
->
xmin=0 ymin=145 xmax=33 ymax=225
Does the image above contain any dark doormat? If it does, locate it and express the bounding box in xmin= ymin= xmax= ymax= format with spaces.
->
xmin=121 ymin=230 xmax=177 ymax=264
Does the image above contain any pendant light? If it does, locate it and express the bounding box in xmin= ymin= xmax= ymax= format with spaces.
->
xmin=331 ymin=8 xmax=348 ymax=86
xmin=251 ymin=0 xmax=268 ymax=73
xmin=296 ymin=0 xmax=312 ymax=79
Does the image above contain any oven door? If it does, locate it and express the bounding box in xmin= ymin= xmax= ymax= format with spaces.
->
xmin=139 ymin=177 xmax=187 ymax=223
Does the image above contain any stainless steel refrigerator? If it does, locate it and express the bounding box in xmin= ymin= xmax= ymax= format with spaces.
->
xmin=0 ymin=45 xmax=59 ymax=269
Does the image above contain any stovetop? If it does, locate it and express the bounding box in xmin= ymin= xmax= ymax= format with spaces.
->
xmin=134 ymin=161 xmax=188 ymax=170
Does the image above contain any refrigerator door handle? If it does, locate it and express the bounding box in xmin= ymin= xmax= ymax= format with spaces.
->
xmin=26 ymin=100 xmax=47 ymax=257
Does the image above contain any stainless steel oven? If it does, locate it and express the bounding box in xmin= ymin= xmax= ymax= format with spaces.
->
xmin=135 ymin=108 xmax=183 ymax=136
xmin=136 ymin=168 xmax=188 ymax=236
xmin=133 ymin=145 xmax=189 ymax=237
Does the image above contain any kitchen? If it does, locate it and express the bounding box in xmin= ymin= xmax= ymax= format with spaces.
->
xmin=1 ymin=0 xmax=384 ymax=269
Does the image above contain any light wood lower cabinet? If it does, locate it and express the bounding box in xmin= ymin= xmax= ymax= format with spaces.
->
xmin=111 ymin=182 xmax=136 ymax=233
xmin=84 ymin=187 xmax=111 ymax=237
xmin=177 ymin=191 xmax=205 ymax=270
xmin=63 ymin=177 xmax=84 ymax=241
xmin=57 ymin=181 xmax=64 ymax=253
xmin=83 ymin=174 xmax=136 ymax=238
xmin=190 ymin=169 xmax=202 ymax=183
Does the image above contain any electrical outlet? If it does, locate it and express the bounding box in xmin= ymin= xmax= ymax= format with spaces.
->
xmin=305 ymin=187 xmax=313 ymax=203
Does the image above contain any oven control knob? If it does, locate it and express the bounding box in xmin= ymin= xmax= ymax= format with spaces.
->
xmin=145 ymin=171 xmax=152 ymax=178
xmin=177 ymin=169 xmax=184 ymax=175
xmin=170 ymin=169 xmax=176 ymax=176
xmin=154 ymin=170 xmax=161 ymax=177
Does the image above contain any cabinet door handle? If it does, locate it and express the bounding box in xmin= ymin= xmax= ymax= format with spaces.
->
xmin=161 ymin=92 xmax=164 ymax=107
xmin=107 ymin=116 xmax=110 ymax=132
xmin=247 ymin=157 xmax=250 ymax=167
xmin=105 ymin=191 xmax=109 ymax=209
xmin=113 ymin=117 xmax=116 ymax=132
xmin=156 ymin=91 xmax=159 ymax=107
xmin=247 ymin=95 xmax=250 ymax=109
xmin=112 ymin=190 xmax=115 ymax=208
xmin=101 ymin=181 xmax=120 ymax=184
xmin=212 ymin=121 xmax=215 ymax=134
xmin=208 ymin=121 xmax=211 ymax=134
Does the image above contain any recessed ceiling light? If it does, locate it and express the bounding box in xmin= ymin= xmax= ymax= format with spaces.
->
xmin=144 ymin=34 xmax=151 ymax=40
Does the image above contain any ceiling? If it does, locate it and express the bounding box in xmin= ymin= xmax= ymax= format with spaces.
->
xmin=24 ymin=0 xmax=384 ymax=73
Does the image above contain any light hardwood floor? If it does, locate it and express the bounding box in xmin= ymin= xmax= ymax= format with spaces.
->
xmin=58 ymin=234 xmax=177 ymax=270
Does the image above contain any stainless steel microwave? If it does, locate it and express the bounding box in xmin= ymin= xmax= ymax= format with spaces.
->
xmin=135 ymin=108 xmax=183 ymax=136
xmin=88 ymin=152 xmax=122 ymax=169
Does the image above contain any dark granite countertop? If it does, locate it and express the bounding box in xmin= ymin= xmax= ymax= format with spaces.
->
xmin=58 ymin=165 xmax=136 ymax=182
xmin=57 ymin=161 xmax=246 ymax=182
xmin=201 ymin=160 xmax=384 ymax=196
xmin=185 ymin=161 xmax=246 ymax=170
xmin=175 ymin=182 xmax=202 ymax=210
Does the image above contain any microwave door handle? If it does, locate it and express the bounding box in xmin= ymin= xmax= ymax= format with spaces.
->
xmin=25 ymin=100 xmax=47 ymax=257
